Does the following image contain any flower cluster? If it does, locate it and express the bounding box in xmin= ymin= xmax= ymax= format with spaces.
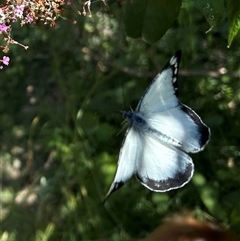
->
xmin=0 ymin=0 xmax=110 ymax=70
xmin=0 ymin=55 xmax=10 ymax=69
xmin=0 ymin=0 xmax=68 ymax=70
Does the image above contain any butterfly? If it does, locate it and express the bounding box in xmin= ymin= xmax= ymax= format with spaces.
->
xmin=105 ymin=51 xmax=210 ymax=200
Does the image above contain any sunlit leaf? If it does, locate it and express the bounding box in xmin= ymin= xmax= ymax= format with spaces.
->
xmin=193 ymin=173 xmax=226 ymax=220
xmin=227 ymin=0 xmax=240 ymax=47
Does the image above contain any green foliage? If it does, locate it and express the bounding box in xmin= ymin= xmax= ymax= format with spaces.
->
xmin=121 ymin=0 xmax=240 ymax=46
xmin=123 ymin=0 xmax=181 ymax=44
xmin=193 ymin=0 xmax=224 ymax=32
xmin=1 ymin=2 xmax=240 ymax=241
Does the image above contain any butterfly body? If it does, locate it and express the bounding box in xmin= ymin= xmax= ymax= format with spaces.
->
xmin=105 ymin=51 xmax=210 ymax=200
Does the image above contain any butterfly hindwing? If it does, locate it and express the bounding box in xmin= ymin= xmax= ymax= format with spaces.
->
xmin=136 ymin=132 xmax=194 ymax=192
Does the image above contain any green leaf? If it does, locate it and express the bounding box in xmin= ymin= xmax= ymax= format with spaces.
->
xmin=227 ymin=0 xmax=240 ymax=47
xmin=231 ymin=203 xmax=240 ymax=231
xmin=123 ymin=0 xmax=182 ymax=44
xmin=193 ymin=173 xmax=226 ymax=220
xmin=194 ymin=0 xmax=224 ymax=33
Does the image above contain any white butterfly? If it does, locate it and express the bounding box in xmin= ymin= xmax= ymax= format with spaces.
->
xmin=105 ymin=51 xmax=210 ymax=200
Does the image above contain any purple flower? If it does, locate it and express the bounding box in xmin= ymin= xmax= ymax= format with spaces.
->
xmin=0 ymin=56 xmax=10 ymax=69
xmin=2 ymin=56 xmax=10 ymax=65
xmin=25 ymin=14 xmax=34 ymax=23
xmin=15 ymin=5 xmax=24 ymax=17
xmin=0 ymin=24 xmax=9 ymax=33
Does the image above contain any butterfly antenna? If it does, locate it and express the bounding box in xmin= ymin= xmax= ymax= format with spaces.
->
xmin=130 ymin=105 xmax=134 ymax=112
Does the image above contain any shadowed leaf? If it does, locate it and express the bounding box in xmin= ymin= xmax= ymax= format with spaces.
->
xmin=123 ymin=0 xmax=181 ymax=44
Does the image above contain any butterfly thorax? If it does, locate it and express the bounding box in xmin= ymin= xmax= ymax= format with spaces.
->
xmin=122 ymin=111 xmax=149 ymax=132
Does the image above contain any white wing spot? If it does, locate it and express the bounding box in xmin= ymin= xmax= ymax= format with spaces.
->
xmin=174 ymin=68 xmax=178 ymax=75
xmin=173 ymin=77 xmax=177 ymax=83
xmin=170 ymin=57 xmax=177 ymax=65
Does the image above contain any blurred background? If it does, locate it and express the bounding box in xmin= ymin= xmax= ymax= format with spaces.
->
xmin=1 ymin=1 xmax=240 ymax=240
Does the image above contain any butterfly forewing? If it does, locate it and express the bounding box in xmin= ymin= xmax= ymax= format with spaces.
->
xmin=137 ymin=51 xmax=210 ymax=153
xmin=105 ymin=127 xmax=141 ymax=199
xmin=136 ymin=51 xmax=181 ymax=113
